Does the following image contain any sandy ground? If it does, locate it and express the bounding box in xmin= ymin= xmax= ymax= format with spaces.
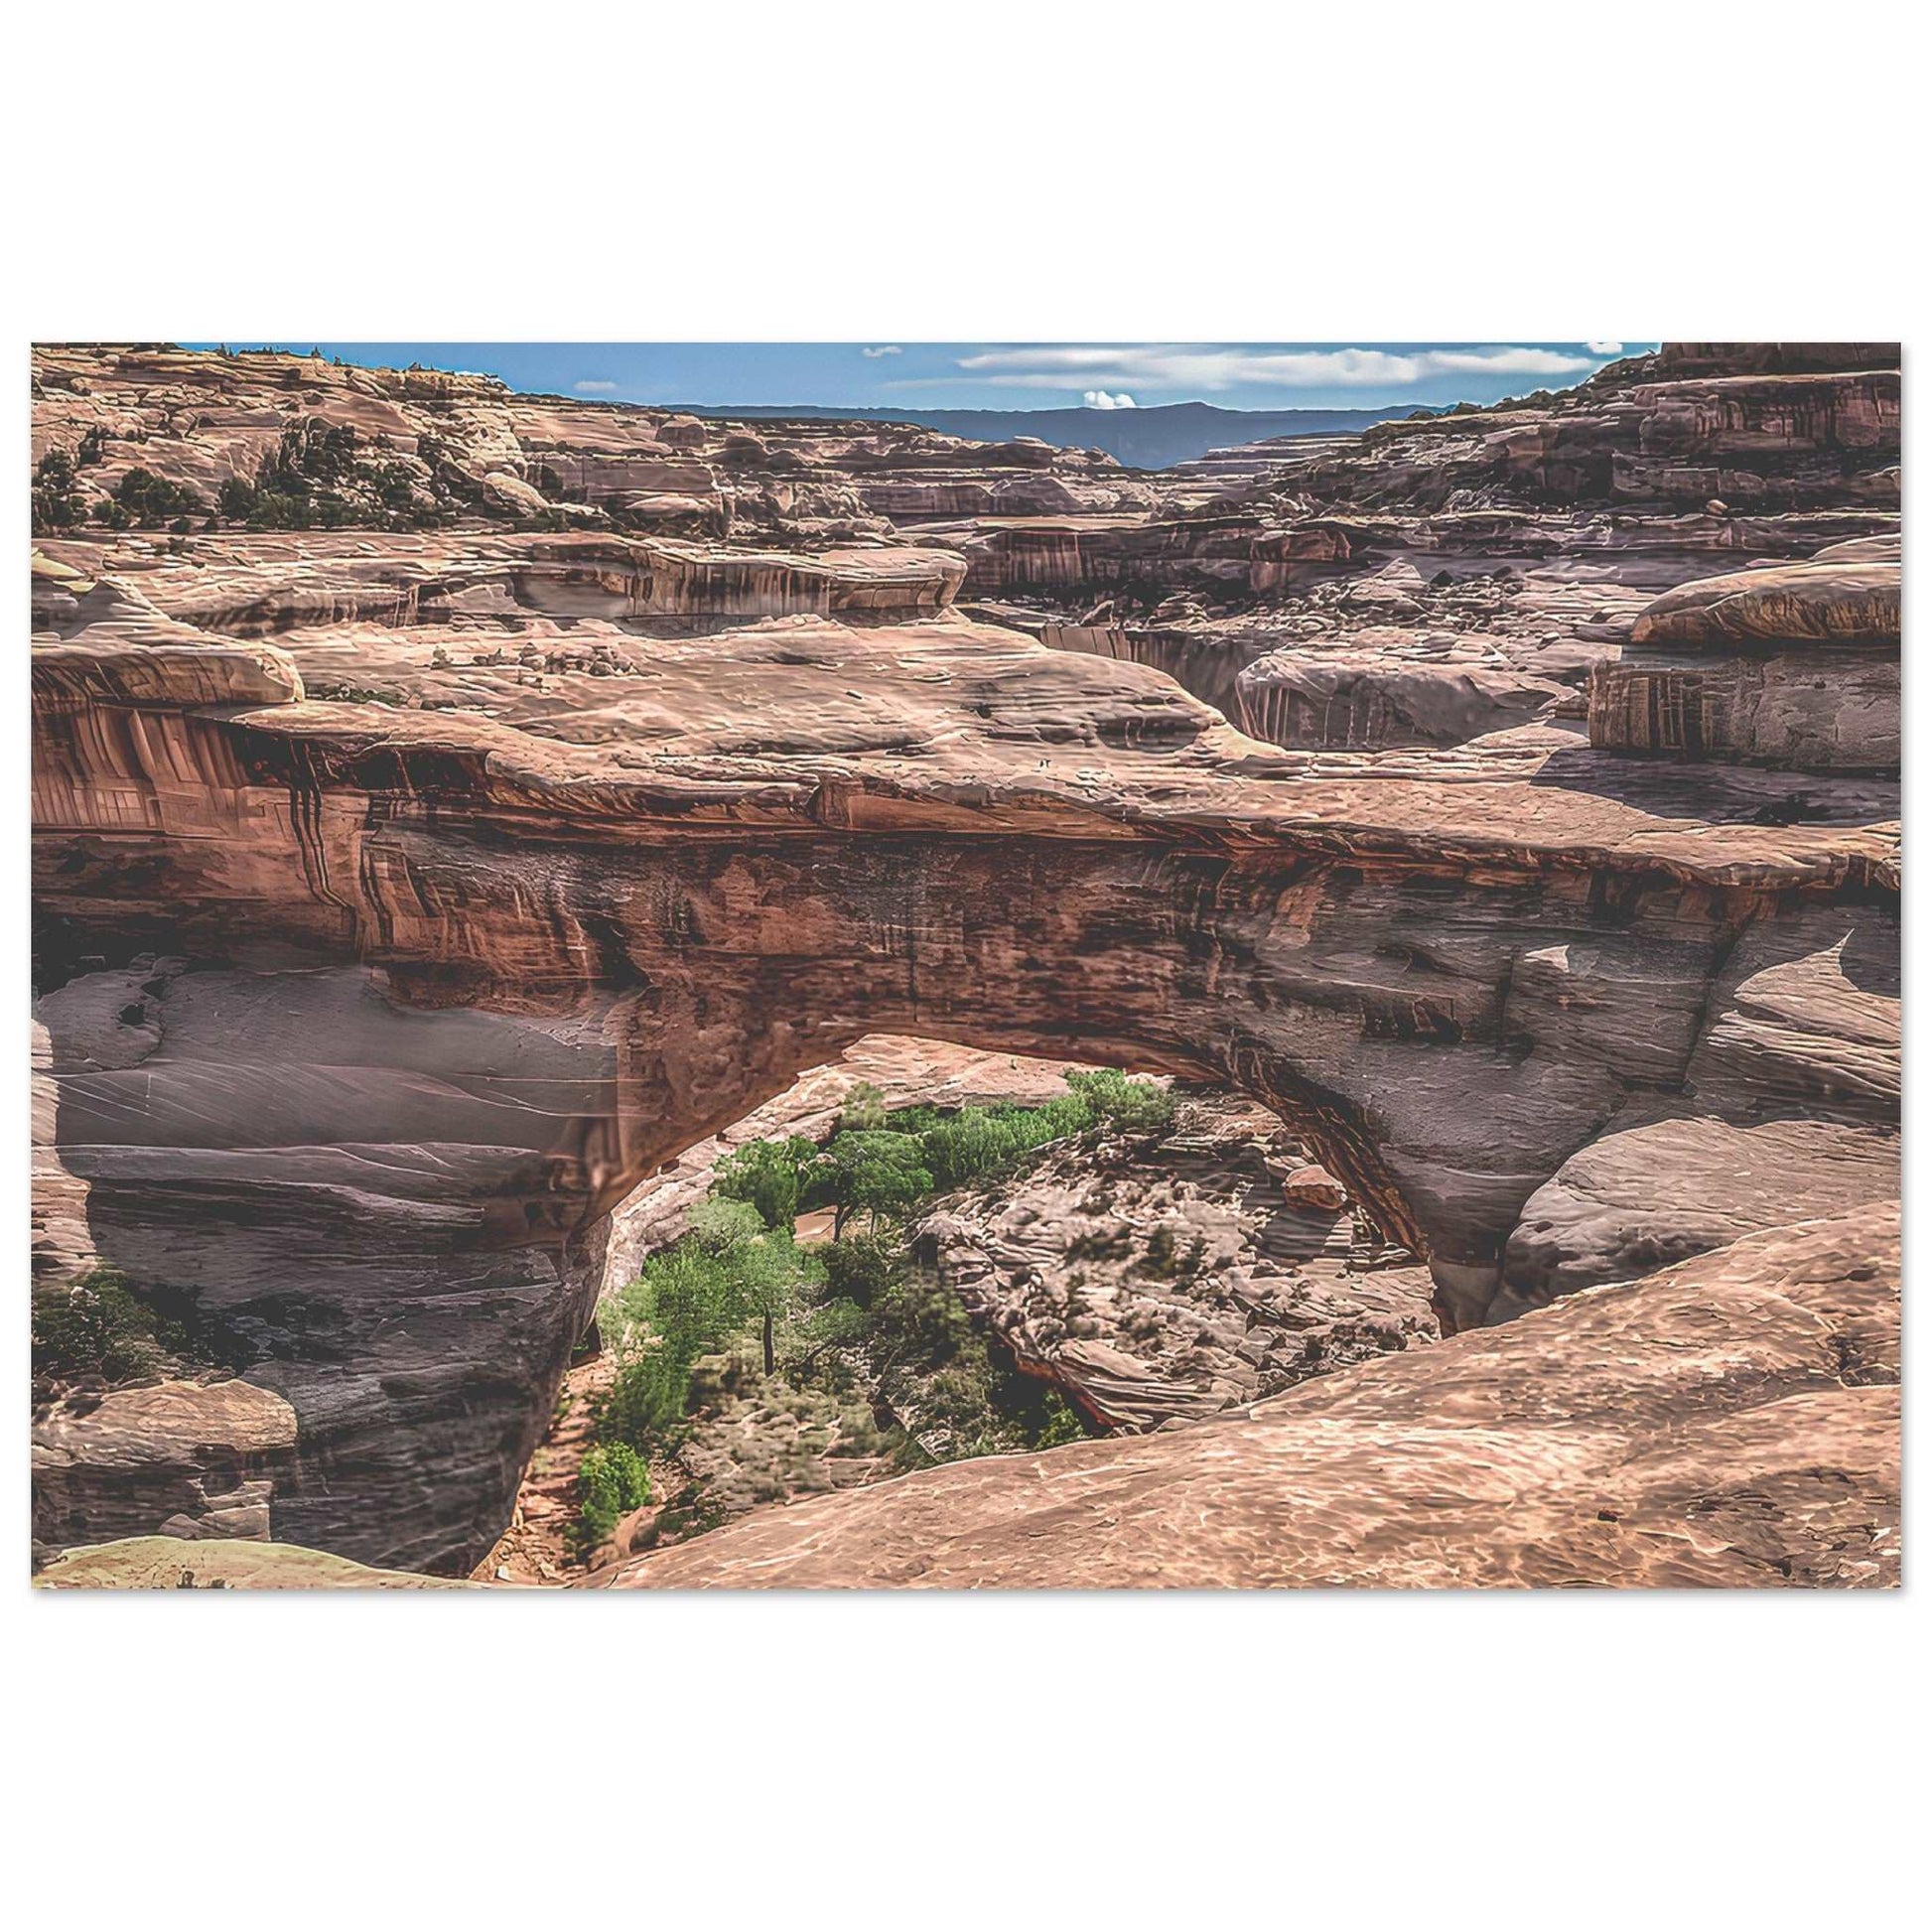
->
xmin=471 ymin=1351 xmax=617 ymax=1586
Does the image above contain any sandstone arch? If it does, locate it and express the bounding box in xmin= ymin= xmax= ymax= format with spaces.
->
xmin=31 ymin=602 xmax=1897 ymax=1572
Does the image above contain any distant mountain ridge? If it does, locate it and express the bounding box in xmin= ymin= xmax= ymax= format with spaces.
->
xmin=689 ymin=399 xmax=1419 ymax=470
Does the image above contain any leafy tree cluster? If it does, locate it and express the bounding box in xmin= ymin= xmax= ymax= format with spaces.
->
xmin=35 ymin=456 xmax=211 ymax=534
xmin=35 ymin=411 xmax=595 ymax=539
xmin=712 ymin=1070 xmax=1173 ymax=1242
xmin=598 ymin=1198 xmax=826 ymax=1448
xmin=217 ymin=420 xmax=409 ymax=530
xmin=98 ymin=466 xmax=206 ymax=529
xmin=710 ymin=1135 xmax=817 ymax=1231
xmin=589 ymin=1071 xmax=1160 ymax=1478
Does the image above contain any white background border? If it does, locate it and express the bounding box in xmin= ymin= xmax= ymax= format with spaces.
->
xmin=6 ymin=5 xmax=1922 ymax=1925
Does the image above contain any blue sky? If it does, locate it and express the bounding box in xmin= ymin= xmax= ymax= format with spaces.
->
xmin=194 ymin=343 xmax=1649 ymax=413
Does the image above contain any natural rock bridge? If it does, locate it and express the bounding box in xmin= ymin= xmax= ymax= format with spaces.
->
xmin=33 ymin=595 xmax=1897 ymax=1573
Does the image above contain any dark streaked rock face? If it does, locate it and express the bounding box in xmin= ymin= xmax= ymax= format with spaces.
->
xmin=1589 ymin=559 xmax=1901 ymax=771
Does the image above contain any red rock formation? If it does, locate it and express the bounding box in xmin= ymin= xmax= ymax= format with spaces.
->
xmin=1590 ymin=558 xmax=1900 ymax=770
xmin=599 ymin=1207 xmax=1899 ymax=1588
xmin=29 ymin=344 xmax=1901 ymax=1585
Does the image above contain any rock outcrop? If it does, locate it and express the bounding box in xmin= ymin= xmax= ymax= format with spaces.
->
xmin=30 ymin=343 xmax=1900 ymax=1584
xmin=913 ymin=1092 xmax=1437 ymax=1432
xmin=1589 ymin=559 xmax=1900 ymax=770
xmin=997 ymin=345 xmax=1900 ymax=761
xmin=34 ymin=1535 xmax=464 ymax=1589
xmin=600 ymin=1207 xmax=1900 ymax=1588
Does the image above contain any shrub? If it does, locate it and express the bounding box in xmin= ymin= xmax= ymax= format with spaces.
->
xmin=372 ymin=460 xmax=420 ymax=513
xmin=112 ymin=467 xmax=205 ymax=524
xmin=31 ymin=1268 xmax=185 ymax=1395
xmin=218 ymin=476 xmax=259 ymax=520
xmin=839 ymin=1080 xmax=888 ymax=1132
xmin=689 ymin=1195 xmax=766 ymax=1248
xmin=31 ymin=450 xmax=87 ymax=532
xmin=820 ymin=1230 xmax=900 ymax=1310
xmin=572 ymin=1443 xmax=651 ymax=1555
xmin=1065 ymin=1066 xmax=1174 ymax=1136
xmin=1033 ymin=1390 xmax=1088 ymax=1449
xmin=869 ymin=1270 xmax=975 ymax=1370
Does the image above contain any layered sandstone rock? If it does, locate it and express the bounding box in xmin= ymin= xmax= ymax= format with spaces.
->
xmin=34 ymin=1379 xmax=297 ymax=1554
xmin=913 ymin=1093 xmax=1437 ymax=1432
xmin=1236 ymin=645 xmax=1568 ymax=752
xmin=1589 ymin=558 xmax=1901 ymax=770
xmin=32 ymin=344 xmax=1144 ymax=549
xmin=1007 ymin=345 xmax=1899 ymax=760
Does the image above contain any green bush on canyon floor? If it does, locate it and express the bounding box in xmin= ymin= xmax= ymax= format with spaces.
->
xmin=570 ymin=1443 xmax=652 ymax=1557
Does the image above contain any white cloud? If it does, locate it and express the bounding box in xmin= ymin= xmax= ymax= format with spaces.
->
xmin=1082 ymin=389 xmax=1137 ymax=409
xmin=1587 ymin=341 xmax=1624 ymax=356
xmin=951 ymin=345 xmax=1597 ymax=392
xmin=861 ymin=345 xmax=902 ymax=359
xmin=573 ymin=379 xmax=619 ymax=393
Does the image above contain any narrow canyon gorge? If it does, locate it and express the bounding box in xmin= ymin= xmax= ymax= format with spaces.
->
xmin=30 ymin=341 xmax=1899 ymax=1587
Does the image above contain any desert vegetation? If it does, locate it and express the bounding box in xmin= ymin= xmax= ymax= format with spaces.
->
xmin=570 ymin=1069 xmax=1174 ymax=1554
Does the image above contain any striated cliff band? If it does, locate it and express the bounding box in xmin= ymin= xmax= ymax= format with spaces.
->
xmin=30 ymin=343 xmax=1899 ymax=1585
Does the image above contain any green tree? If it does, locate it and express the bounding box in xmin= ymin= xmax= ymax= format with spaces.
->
xmin=572 ymin=1443 xmax=650 ymax=1556
xmin=31 ymin=450 xmax=87 ymax=533
xmin=598 ymin=1214 xmax=824 ymax=1439
xmin=712 ymin=1134 xmax=817 ymax=1231
xmin=817 ymin=1129 xmax=932 ymax=1238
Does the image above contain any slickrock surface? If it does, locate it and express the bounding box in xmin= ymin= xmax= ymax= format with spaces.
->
xmin=34 ymin=1534 xmax=465 ymax=1589
xmin=603 ymin=1207 xmax=1900 ymax=1589
xmin=31 ymin=343 xmax=1899 ymax=1583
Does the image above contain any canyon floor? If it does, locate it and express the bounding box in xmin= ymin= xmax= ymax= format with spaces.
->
xmin=30 ymin=341 xmax=1900 ymax=1587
